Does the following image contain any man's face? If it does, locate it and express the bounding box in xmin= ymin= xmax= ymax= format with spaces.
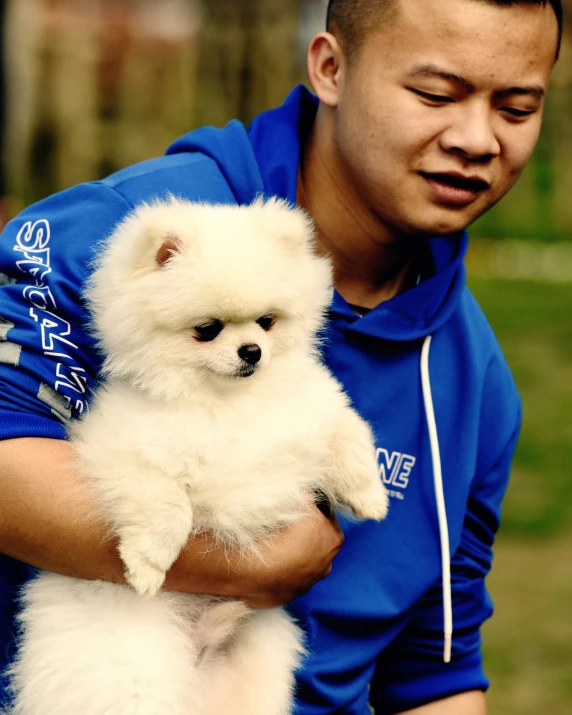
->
xmin=329 ymin=0 xmax=559 ymax=237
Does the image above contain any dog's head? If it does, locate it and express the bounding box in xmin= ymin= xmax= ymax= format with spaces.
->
xmin=87 ymin=197 xmax=333 ymax=399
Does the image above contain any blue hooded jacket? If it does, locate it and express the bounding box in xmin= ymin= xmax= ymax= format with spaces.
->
xmin=0 ymin=86 xmax=521 ymax=714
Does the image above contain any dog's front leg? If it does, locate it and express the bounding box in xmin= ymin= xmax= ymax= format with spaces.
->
xmin=102 ymin=467 xmax=195 ymax=597
xmin=328 ymin=407 xmax=389 ymax=522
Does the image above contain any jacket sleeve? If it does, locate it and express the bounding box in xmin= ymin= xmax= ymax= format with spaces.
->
xmin=369 ymin=368 xmax=522 ymax=714
xmin=0 ymin=182 xmax=133 ymax=440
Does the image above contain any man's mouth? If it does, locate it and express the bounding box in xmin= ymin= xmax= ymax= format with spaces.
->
xmin=420 ymin=172 xmax=490 ymax=206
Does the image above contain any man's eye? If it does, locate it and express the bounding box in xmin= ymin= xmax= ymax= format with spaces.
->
xmin=411 ymin=89 xmax=454 ymax=104
xmin=193 ymin=319 xmax=224 ymax=341
xmin=256 ymin=314 xmax=276 ymax=331
xmin=501 ymin=107 xmax=535 ymax=119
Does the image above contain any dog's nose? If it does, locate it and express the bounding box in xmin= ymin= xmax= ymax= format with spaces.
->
xmin=238 ymin=344 xmax=262 ymax=365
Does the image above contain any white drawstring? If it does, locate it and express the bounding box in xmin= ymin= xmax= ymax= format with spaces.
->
xmin=420 ymin=335 xmax=453 ymax=664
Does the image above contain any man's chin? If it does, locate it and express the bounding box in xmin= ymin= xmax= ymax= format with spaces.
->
xmin=410 ymin=202 xmax=491 ymax=237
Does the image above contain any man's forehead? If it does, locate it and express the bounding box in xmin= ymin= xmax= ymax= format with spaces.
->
xmin=364 ymin=0 xmax=558 ymax=84
xmin=385 ymin=0 xmax=558 ymax=46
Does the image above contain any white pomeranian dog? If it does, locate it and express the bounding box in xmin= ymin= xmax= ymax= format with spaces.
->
xmin=7 ymin=197 xmax=388 ymax=715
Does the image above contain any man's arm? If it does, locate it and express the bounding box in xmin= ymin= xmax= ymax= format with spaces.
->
xmin=0 ymin=437 xmax=344 ymax=608
xmin=398 ymin=690 xmax=486 ymax=714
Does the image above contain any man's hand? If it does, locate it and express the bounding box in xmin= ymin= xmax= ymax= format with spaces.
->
xmin=167 ymin=505 xmax=344 ymax=607
xmin=398 ymin=691 xmax=486 ymax=715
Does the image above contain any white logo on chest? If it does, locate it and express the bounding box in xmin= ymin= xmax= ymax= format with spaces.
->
xmin=376 ymin=448 xmax=416 ymax=500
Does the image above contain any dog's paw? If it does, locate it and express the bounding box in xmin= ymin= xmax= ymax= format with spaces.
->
xmin=119 ymin=542 xmax=167 ymax=597
xmin=126 ymin=563 xmax=165 ymax=598
xmin=345 ymin=484 xmax=389 ymax=521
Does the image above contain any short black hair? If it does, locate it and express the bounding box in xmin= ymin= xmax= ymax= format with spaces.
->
xmin=326 ymin=0 xmax=563 ymax=61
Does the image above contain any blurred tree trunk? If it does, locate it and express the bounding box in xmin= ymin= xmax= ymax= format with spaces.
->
xmin=0 ymin=0 xmax=8 ymax=226
xmin=194 ymin=0 xmax=304 ymax=128
xmin=3 ymin=0 xmax=199 ymax=205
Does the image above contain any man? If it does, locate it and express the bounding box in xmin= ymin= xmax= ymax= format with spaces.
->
xmin=0 ymin=0 xmax=562 ymax=713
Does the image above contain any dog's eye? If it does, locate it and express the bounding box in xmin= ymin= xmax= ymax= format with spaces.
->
xmin=193 ymin=319 xmax=224 ymax=342
xmin=256 ymin=314 xmax=276 ymax=331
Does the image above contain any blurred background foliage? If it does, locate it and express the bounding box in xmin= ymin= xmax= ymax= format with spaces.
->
xmin=0 ymin=1 xmax=571 ymax=712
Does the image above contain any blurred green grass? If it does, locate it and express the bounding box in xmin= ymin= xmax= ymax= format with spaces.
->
xmin=469 ymin=277 xmax=572 ymax=537
xmin=468 ymin=276 xmax=572 ymax=714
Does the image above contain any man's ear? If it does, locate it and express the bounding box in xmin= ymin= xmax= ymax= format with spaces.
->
xmin=306 ymin=32 xmax=346 ymax=108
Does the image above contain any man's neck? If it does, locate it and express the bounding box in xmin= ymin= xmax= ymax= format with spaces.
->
xmin=296 ymin=106 xmax=417 ymax=309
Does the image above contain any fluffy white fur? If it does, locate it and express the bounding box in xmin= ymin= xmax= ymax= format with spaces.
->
xmin=7 ymin=197 xmax=388 ymax=715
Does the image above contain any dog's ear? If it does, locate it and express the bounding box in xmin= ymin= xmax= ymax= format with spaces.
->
xmin=254 ymin=198 xmax=315 ymax=253
xmin=279 ymin=209 xmax=314 ymax=253
xmin=155 ymin=234 xmax=182 ymax=268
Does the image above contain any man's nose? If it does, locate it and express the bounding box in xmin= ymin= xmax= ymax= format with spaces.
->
xmin=440 ymin=103 xmax=501 ymax=162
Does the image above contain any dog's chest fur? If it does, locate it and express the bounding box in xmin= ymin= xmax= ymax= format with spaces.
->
xmin=72 ymin=357 xmax=345 ymax=547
